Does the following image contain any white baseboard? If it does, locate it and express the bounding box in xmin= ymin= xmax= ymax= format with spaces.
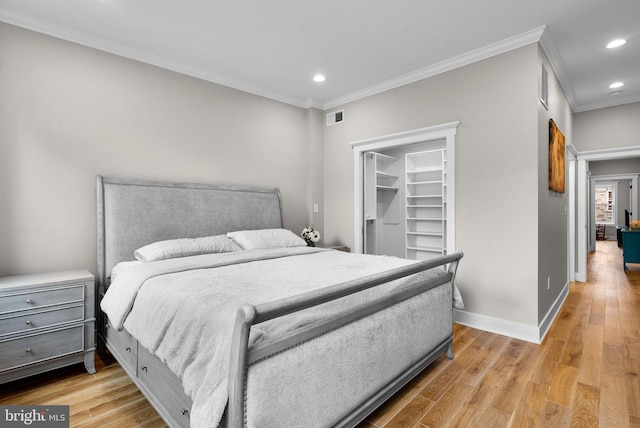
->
xmin=538 ymin=281 xmax=569 ymax=340
xmin=453 ymin=282 xmax=569 ymax=344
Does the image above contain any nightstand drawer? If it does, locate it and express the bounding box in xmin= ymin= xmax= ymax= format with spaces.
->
xmin=105 ymin=322 xmax=137 ymax=373
xmin=0 ymin=325 xmax=83 ymax=372
xmin=0 ymin=305 xmax=84 ymax=337
xmin=0 ymin=285 xmax=84 ymax=315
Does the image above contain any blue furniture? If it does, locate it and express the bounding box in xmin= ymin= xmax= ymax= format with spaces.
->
xmin=617 ymin=225 xmax=628 ymax=247
xmin=621 ymin=230 xmax=640 ymax=271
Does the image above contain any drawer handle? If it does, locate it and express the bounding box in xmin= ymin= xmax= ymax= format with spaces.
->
xmin=181 ymin=409 xmax=189 ymax=416
xmin=26 ymin=299 xmax=33 ymax=304
xmin=125 ymin=346 xmax=131 ymax=352
xmin=26 ymin=348 xmax=32 ymax=353
xmin=141 ymin=366 xmax=147 ymax=372
xmin=25 ymin=321 xmax=32 ymax=326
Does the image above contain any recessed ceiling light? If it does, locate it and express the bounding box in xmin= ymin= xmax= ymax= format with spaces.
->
xmin=609 ymin=82 xmax=624 ymax=89
xmin=313 ymin=74 xmax=326 ymax=83
xmin=609 ymin=91 xmax=624 ymax=96
xmin=606 ymin=39 xmax=626 ymax=49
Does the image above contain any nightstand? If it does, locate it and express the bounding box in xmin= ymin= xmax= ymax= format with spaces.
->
xmin=0 ymin=270 xmax=96 ymax=384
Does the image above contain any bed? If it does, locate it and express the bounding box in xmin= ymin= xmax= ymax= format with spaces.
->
xmin=96 ymin=175 xmax=463 ymax=428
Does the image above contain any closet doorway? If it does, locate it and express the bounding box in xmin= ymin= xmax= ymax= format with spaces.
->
xmin=351 ymin=122 xmax=459 ymax=258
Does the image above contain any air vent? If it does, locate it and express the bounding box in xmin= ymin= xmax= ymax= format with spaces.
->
xmin=326 ymin=109 xmax=344 ymax=126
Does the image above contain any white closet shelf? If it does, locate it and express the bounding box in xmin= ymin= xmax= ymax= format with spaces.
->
xmin=407 ymin=195 xmax=441 ymax=198
xmin=374 ymin=152 xmax=398 ymax=161
xmin=407 ymin=180 xmax=443 ymax=185
xmin=407 ymin=246 xmax=443 ymax=253
xmin=406 ymin=231 xmax=443 ymax=236
xmin=407 ymin=204 xmax=443 ymax=208
xmin=406 ymin=167 xmax=443 ymax=174
xmin=376 ymin=185 xmax=398 ymax=191
xmin=407 ymin=217 xmax=445 ymax=221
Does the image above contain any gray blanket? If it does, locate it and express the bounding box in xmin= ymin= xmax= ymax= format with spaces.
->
xmin=101 ymin=247 xmax=462 ymax=427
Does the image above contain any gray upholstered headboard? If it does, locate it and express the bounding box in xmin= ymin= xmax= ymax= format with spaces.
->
xmin=96 ymin=176 xmax=282 ymax=293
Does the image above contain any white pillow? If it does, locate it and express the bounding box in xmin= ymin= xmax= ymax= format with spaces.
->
xmin=110 ymin=260 xmax=142 ymax=281
xmin=134 ymin=235 xmax=242 ymax=262
xmin=227 ymin=228 xmax=307 ymax=250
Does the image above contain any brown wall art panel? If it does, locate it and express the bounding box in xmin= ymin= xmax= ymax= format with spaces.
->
xmin=549 ymin=119 xmax=566 ymax=193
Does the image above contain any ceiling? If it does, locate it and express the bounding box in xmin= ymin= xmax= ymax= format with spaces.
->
xmin=1 ymin=0 xmax=639 ymax=112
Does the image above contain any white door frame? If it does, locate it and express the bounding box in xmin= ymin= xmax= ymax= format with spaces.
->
xmin=590 ymin=176 xmax=637 ymax=246
xmin=567 ymin=146 xmax=577 ymax=282
xmin=575 ymin=145 xmax=640 ymax=282
xmin=350 ymin=121 xmax=459 ymax=254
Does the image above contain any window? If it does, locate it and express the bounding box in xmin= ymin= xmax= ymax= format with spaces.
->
xmin=595 ymin=183 xmax=617 ymax=225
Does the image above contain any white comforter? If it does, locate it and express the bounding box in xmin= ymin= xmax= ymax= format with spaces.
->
xmin=101 ymin=247 xmax=462 ymax=427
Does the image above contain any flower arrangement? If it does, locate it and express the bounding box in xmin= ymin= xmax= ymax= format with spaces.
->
xmin=301 ymin=226 xmax=320 ymax=246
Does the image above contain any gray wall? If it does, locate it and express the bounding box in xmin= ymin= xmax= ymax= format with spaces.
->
xmin=590 ymin=158 xmax=640 ymax=176
xmin=304 ymin=107 xmax=326 ymax=242
xmin=324 ymin=44 xmax=546 ymax=327
xmin=574 ymin=102 xmax=640 ymax=151
xmin=536 ymin=46 xmax=572 ymax=323
xmin=0 ymin=22 xmax=318 ymax=276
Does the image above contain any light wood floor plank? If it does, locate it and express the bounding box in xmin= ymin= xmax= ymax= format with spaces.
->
xmin=600 ymin=373 xmax=631 ymax=428
xmin=530 ymin=338 xmax=564 ymax=386
xmin=449 ymin=370 xmax=506 ymax=427
xmin=457 ymin=333 xmax=510 ymax=387
xmin=577 ymin=324 xmax=604 ymax=387
xmin=418 ymin=381 xmax=474 ymax=428
xmin=540 ymin=401 xmax=571 ymax=428
xmin=507 ymin=381 xmax=548 ymax=428
xmin=490 ymin=342 xmax=542 ymax=414
xmin=383 ymin=394 xmax=434 ymax=428
xmin=570 ymin=382 xmax=600 ymax=427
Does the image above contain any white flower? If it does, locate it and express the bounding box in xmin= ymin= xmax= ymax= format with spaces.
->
xmin=301 ymin=226 xmax=320 ymax=242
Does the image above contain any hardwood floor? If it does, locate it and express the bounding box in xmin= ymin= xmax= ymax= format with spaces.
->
xmin=0 ymin=354 xmax=167 ymax=427
xmin=1 ymin=240 xmax=638 ymax=427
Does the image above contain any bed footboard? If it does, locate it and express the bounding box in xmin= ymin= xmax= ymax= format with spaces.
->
xmin=227 ymin=251 xmax=463 ymax=427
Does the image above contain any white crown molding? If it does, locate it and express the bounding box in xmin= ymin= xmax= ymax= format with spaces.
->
xmin=304 ymin=98 xmax=325 ymax=110
xmin=6 ymin=12 xmax=631 ymax=113
xmin=577 ymin=145 xmax=640 ymax=161
xmin=322 ymin=26 xmax=547 ymax=110
xmin=539 ymin=27 xmax=640 ymax=113
xmin=350 ymin=121 xmax=459 ymax=149
xmin=567 ymin=143 xmax=579 ymax=159
xmin=538 ymin=27 xmax=578 ymax=112
xmin=0 ymin=12 xmax=311 ymax=108
xmin=572 ymin=95 xmax=640 ymax=113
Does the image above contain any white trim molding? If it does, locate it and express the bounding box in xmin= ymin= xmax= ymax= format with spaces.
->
xmin=351 ymin=122 xmax=459 ymax=255
xmin=578 ymin=146 xmax=640 ymax=161
xmin=455 ymin=281 xmax=569 ymax=344
xmin=567 ymin=146 xmax=577 ymax=281
xmin=326 ymin=27 xmax=546 ymax=110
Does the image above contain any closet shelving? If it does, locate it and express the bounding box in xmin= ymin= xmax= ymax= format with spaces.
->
xmin=374 ymin=153 xmax=399 ymax=191
xmin=405 ymin=149 xmax=446 ymax=260
xmin=364 ymin=152 xmax=400 ymax=255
